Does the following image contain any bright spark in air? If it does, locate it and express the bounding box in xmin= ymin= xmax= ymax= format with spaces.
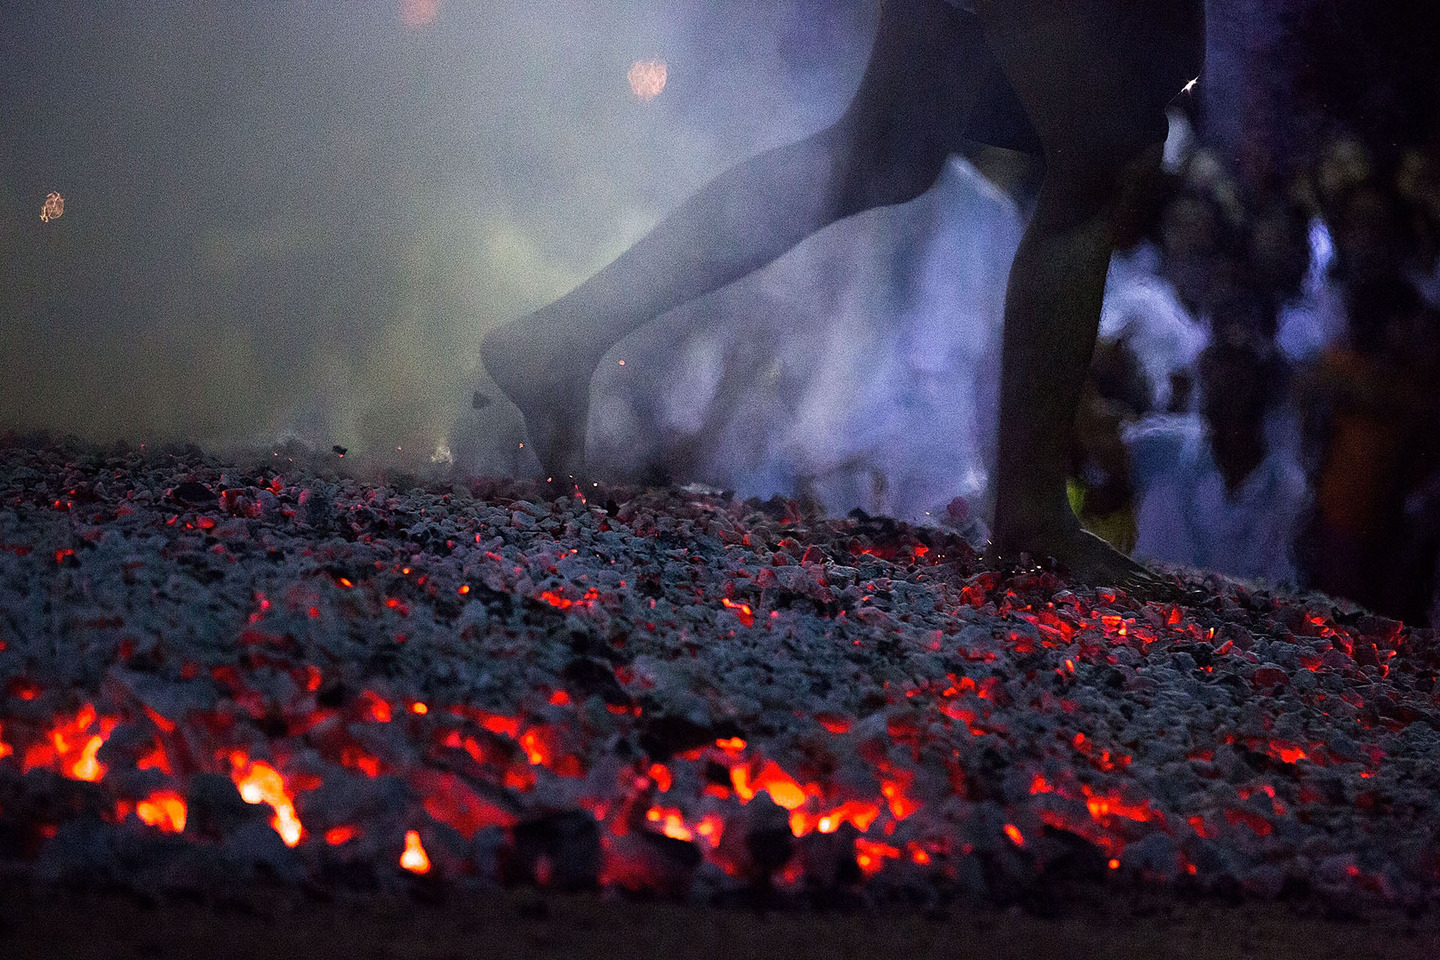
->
xmin=628 ymin=60 xmax=668 ymax=102
xmin=40 ymin=192 xmax=64 ymax=222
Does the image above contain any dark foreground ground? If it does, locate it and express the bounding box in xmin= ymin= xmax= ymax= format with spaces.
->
xmin=2 ymin=880 xmax=1438 ymax=960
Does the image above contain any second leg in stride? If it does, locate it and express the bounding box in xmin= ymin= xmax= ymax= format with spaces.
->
xmin=480 ymin=0 xmax=1204 ymax=586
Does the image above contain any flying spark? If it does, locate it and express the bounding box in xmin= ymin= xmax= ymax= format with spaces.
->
xmin=628 ymin=60 xmax=668 ymax=102
xmin=40 ymin=192 xmax=64 ymax=222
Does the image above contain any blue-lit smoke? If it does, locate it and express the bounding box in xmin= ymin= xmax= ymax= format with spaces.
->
xmin=2 ymin=1 xmax=1283 ymax=522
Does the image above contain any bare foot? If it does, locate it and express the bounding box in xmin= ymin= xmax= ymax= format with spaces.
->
xmin=990 ymin=510 xmax=1157 ymax=591
xmin=480 ymin=314 xmax=598 ymax=479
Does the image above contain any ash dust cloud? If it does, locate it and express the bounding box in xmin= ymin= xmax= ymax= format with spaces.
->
xmin=1 ymin=1 xmax=928 ymax=496
xmin=0 ymin=2 xmax=1336 ymax=520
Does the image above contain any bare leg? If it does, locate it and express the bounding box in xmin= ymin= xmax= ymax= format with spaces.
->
xmin=989 ymin=148 xmax=1164 ymax=583
xmin=482 ymin=0 xmax=984 ymax=478
xmin=978 ymin=0 xmax=1203 ymax=583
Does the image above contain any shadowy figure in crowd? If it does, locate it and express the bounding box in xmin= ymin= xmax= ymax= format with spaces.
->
xmin=481 ymin=0 xmax=1203 ymax=585
xmin=1303 ymin=272 xmax=1440 ymax=619
xmin=1126 ymin=328 xmax=1308 ymax=586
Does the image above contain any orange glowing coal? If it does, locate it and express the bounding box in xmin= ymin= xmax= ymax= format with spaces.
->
xmin=720 ymin=597 xmax=755 ymax=627
xmin=40 ymin=191 xmax=64 ymax=222
xmin=325 ymin=825 xmax=360 ymax=846
xmin=854 ymin=838 xmax=901 ymax=877
xmin=400 ymin=829 xmax=431 ymax=873
xmin=136 ymin=791 xmax=187 ymax=833
xmin=24 ymin=703 xmax=117 ymax=782
xmin=361 ymin=690 xmax=393 ymax=723
xmin=627 ymin=60 xmax=668 ymax=101
xmin=230 ymin=753 xmax=305 ymax=847
xmin=731 ymin=758 xmax=807 ymax=810
xmin=646 ymin=807 xmax=693 ymax=842
xmin=539 ymin=588 xmax=598 ymax=610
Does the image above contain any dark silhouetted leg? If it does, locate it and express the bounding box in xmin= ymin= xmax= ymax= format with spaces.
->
xmin=481 ymin=0 xmax=988 ymax=479
xmin=978 ymin=0 xmax=1202 ymax=584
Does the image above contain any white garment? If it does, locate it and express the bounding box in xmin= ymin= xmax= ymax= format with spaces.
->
xmin=1124 ymin=414 xmax=1309 ymax=585
xmin=1101 ymin=244 xmax=1208 ymax=409
xmin=1277 ymin=219 xmax=1347 ymax=364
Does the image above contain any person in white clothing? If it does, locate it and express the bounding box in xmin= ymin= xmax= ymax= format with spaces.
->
xmin=1125 ymin=332 xmax=1308 ymax=585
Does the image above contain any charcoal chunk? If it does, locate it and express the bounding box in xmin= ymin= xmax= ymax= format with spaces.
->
xmin=560 ymin=656 xmax=629 ymax=706
xmin=507 ymin=810 xmax=601 ymax=891
xmin=185 ymin=772 xmax=266 ymax=839
xmin=171 ymin=481 xmax=216 ymax=505
xmin=638 ymin=715 xmax=745 ymax=762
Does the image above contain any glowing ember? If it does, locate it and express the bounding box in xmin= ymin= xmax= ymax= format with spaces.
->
xmin=40 ymin=191 xmax=64 ymax=222
xmin=136 ymin=741 xmax=173 ymax=776
xmin=24 ymin=704 xmax=117 ymax=781
xmin=647 ymin=763 xmax=672 ymax=792
xmin=325 ymin=825 xmax=360 ymax=846
xmin=538 ymin=588 xmax=598 ymax=610
xmin=646 ymin=807 xmax=693 ymax=842
xmin=731 ymin=758 xmax=808 ymax=810
xmin=854 ymin=839 xmax=901 ymax=877
xmin=361 ymin=690 xmax=393 ymax=723
xmin=2 ymin=444 xmax=1437 ymax=909
xmin=400 ymin=829 xmax=431 ymax=873
xmin=720 ymin=597 xmax=755 ymax=627
xmin=627 ymin=59 xmax=668 ymax=101
xmin=135 ymin=791 xmax=187 ymax=833
xmin=230 ymin=754 xmax=305 ymax=847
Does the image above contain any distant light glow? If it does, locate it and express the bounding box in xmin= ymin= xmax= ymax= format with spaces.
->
xmin=400 ymin=0 xmax=438 ymax=28
xmin=628 ymin=60 xmax=668 ymax=102
xmin=40 ymin=192 xmax=64 ymax=222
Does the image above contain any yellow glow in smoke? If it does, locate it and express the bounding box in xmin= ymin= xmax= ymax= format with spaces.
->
xmin=628 ymin=60 xmax=668 ymax=102
xmin=40 ymin=192 xmax=64 ymax=222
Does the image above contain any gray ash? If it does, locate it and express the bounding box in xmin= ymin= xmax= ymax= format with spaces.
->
xmin=1 ymin=436 xmax=1438 ymax=913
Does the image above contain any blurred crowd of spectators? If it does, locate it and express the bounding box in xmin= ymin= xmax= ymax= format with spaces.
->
xmin=1071 ymin=119 xmax=1440 ymax=626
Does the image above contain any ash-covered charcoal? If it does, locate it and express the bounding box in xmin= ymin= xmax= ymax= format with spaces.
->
xmin=1 ymin=438 xmax=1439 ymax=913
xmin=169 ymin=481 xmax=217 ymax=506
xmin=506 ymin=810 xmax=602 ymax=890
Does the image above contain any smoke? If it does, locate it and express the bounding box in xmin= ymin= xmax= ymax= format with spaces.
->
xmin=1 ymin=1 xmax=870 ymax=468
xmin=3 ymin=1 xmax=1308 ymax=521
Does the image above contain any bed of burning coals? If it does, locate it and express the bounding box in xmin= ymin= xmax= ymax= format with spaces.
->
xmin=1 ymin=436 xmax=1438 ymax=913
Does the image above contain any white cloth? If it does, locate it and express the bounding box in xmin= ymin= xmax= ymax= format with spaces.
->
xmin=1101 ymin=244 xmax=1208 ymax=410
xmin=1124 ymin=413 xmax=1309 ymax=585
xmin=1277 ymin=219 xmax=1347 ymax=364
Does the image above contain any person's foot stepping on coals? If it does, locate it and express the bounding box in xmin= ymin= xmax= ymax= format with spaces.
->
xmin=989 ymin=505 xmax=1161 ymax=593
xmin=481 ymin=308 xmax=600 ymax=481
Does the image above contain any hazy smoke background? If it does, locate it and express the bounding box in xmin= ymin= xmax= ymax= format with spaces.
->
xmin=1 ymin=1 xmax=1316 ymax=518
xmin=2 ymin=2 xmax=870 ymax=454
